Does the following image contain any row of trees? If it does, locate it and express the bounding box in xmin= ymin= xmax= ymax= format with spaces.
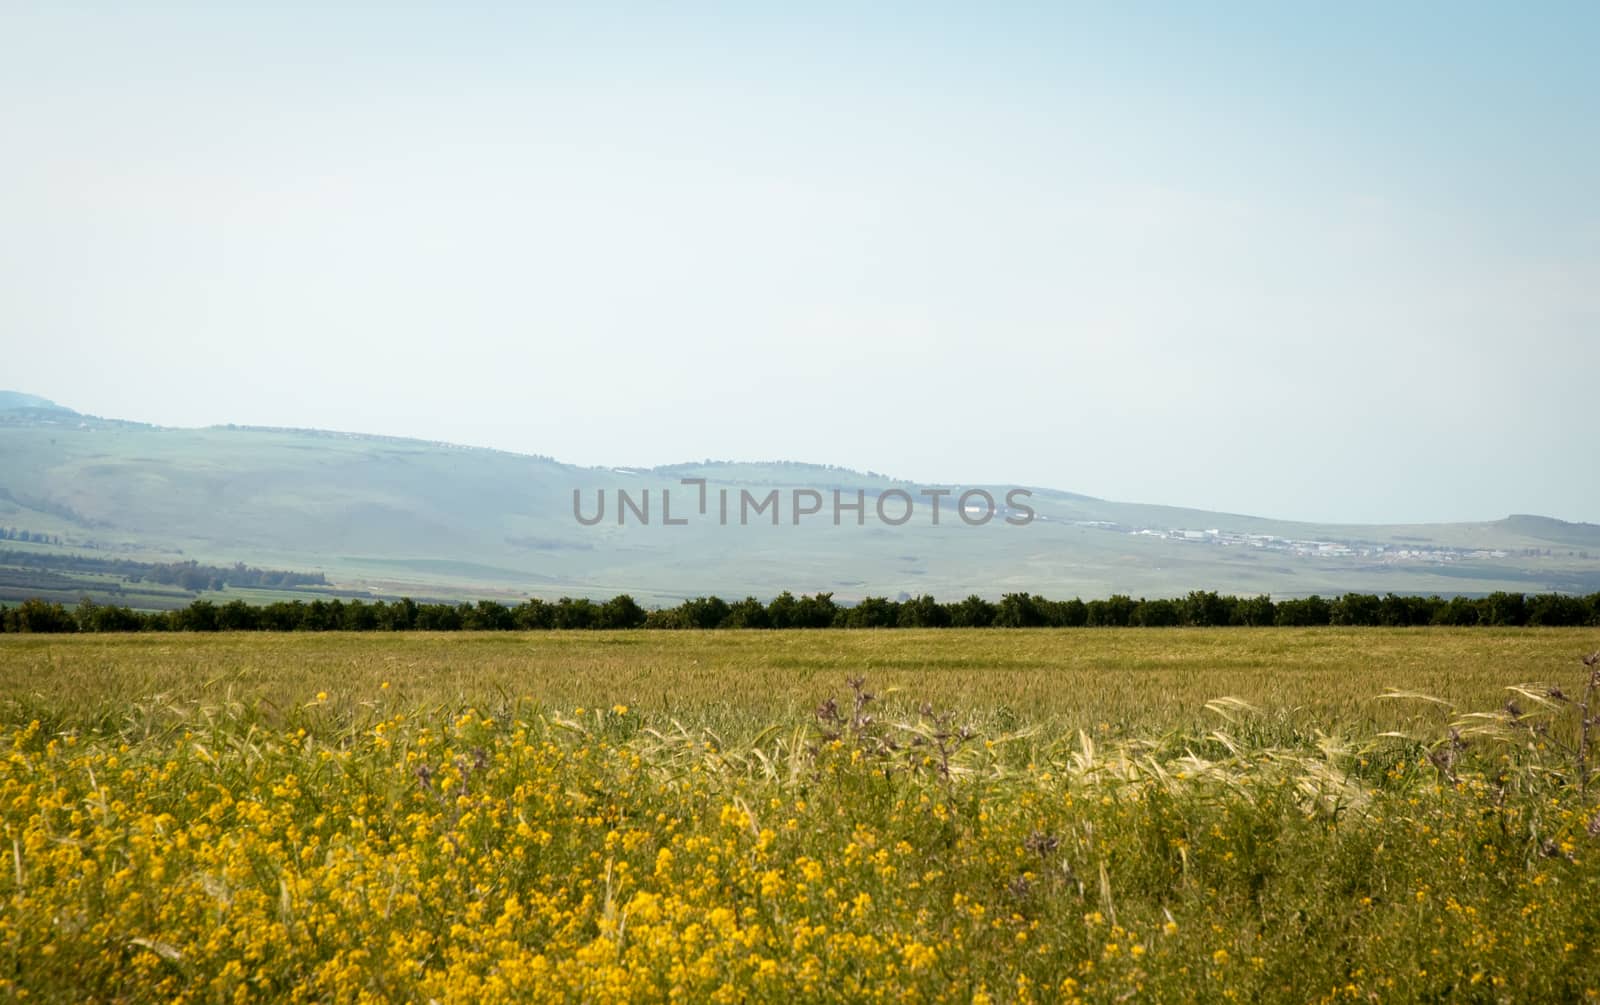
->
xmin=0 ymin=552 xmax=329 ymax=593
xmin=133 ymin=559 xmax=328 ymax=592
xmin=0 ymin=530 xmax=60 ymax=544
xmin=5 ymin=589 xmax=1600 ymax=633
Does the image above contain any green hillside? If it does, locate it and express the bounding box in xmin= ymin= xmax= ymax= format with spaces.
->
xmin=2 ymin=398 xmax=1597 ymax=604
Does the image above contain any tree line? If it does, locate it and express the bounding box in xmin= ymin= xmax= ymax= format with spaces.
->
xmin=0 ymin=551 xmax=329 ymax=592
xmin=4 ymin=589 xmax=1600 ymax=633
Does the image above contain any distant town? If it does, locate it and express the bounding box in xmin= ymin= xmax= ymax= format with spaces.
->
xmin=1070 ymin=521 xmax=1524 ymax=563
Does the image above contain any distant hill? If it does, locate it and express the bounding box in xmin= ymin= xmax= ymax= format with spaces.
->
xmin=0 ymin=391 xmax=72 ymax=413
xmin=1 ymin=395 xmax=1598 ymax=603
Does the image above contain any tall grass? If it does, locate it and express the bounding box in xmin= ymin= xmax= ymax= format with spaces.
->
xmin=1 ymin=631 xmax=1597 ymax=1001
xmin=0 ymin=628 xmax=1589 ymax=741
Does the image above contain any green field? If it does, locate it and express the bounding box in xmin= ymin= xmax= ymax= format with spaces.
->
xmin=3 ymin=630 xmax=1599 ymax=1001
xmin=2 ymin=628 xmax=1591 ymax=736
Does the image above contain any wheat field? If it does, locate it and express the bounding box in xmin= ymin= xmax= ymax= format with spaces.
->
xmin=2 ymin=628 xmax=1588 ymax=735
xmin=3 ymin=629 xmax=1598 ymax=1002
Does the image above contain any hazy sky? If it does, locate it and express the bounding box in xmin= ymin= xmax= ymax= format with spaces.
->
xmin=4 ymin=3 xmax=1597 ymax=524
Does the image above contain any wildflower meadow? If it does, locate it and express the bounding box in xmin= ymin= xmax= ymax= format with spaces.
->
xmin=2 ymin=630 xmax=1598 ymax=1002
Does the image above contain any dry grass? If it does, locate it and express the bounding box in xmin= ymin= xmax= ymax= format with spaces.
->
xmin=2 ymin=628 xmax=1591 ymax=738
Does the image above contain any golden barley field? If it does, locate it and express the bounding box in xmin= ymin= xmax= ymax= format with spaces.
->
xmin=3 ymin=629 xmax=1599 ymax=1002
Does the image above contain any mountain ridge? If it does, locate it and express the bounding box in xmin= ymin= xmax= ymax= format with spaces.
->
xmin=2 ymin=393 xmax=1598 ymax=602
xmin=10 ymin=390 xmax=1593 ymax=530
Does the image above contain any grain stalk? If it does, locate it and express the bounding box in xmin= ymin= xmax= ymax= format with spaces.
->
xmin=1577 ymin=651 xmax=1600 ymax=790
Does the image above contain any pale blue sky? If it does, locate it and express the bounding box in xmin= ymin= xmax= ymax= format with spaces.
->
xmin=3 ymin=3 xmax=1596 ymax=523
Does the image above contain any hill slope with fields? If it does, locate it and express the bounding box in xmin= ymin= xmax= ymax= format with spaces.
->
xmin=2 ymin=394 xmax=1598 ymax=605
